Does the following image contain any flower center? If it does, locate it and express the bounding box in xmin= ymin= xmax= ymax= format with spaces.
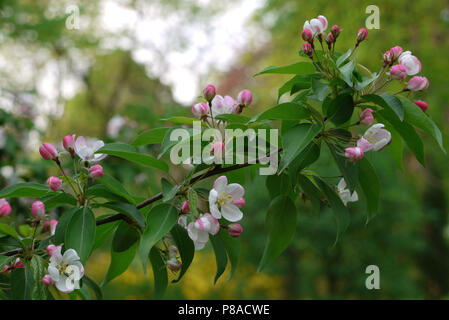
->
xmin=217 ymin=191 xmax=232 ymax=207
xmin=57 ymin=263 xmax=74 ymax=277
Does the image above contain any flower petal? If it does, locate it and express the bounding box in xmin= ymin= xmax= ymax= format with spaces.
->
xmin=55 ymin=276 xmax=74 ymax=293
xmin=213 ymin=176 xmax=228 ymax=193
xmin=226 ymin=183 xmax=245 ymax=201
xmin=210 ymin=203 xmax=221 ymax=219
xmin=48 ymin=265 xmax=60 ymax=282
xmin=63 ymin=249 xmax=80 ymax=264
xmin=221 ymin=204 xmax=243 ymax=222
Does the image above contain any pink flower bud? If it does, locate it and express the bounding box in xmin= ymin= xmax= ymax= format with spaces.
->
xmin=180 ymin=200 xmax=190 ymax=214
xmin=399 ymin=51 xmax=421 ymax=75
xmin=168 ymin=245 xmax=179 ymax=257
xmin=0 ymin=199 xmax=11 ymax=217
xmin=89 ymin=164 xmax=104 ymax=179
xmin=167 ymin=258 xmax=182 ymax=272
xmin=203 ymin=84 xmax=216 ymax=102
xmin=14 ymin=258 xmax=24 ymax=268
xmin=326 ymin=32 xmax=334 ymax=44
xmin=63 ymin=135 xmax=76 ymax=157
xmin=43 ymin=219 xmax=58 ymax=235
xmin=192 ymin=102 xmax=210 ymax=119
xmin=42 ymin=274 xmax=54 ymax=286
xmin=237 ymin=89 xmax=253 ymax=107
xmin=383 ymin=50 xmax=393 ymax=66
xmin=345 ymin=147 xmax=364 ymax=162
xmin=233 ymin=197 xmax=245 ymax=208
xmin=1 ymin=265 xmax=10 ymax=274
xmin=407 ymin=76 xmax=429 ymax=91
xmin=389 ymin=46 xmax=403 ymax=61
xmin=46 ymin=244 xmax=57 ymax=256
xmin=330 ymin=25 xmax=341 ymax=39
xmin=359 ymin=108 xmax=374 ymax=126
xmin=301 ymin=28 xmax=313 ymax=42
xmin=390 ymin=65 xmax=407 ymax=81
xmin=46 ymin=176 xmax=62 ymax=192
xmin=39 ymin=142 xmax=58 ymax=161
xmin=356 ymin=28 xmax=368 ymax=44
xmin=31 ymin=201 xmax=46 ymax=219
xmin=302 ymin=42 xmax=313 ymax=58
xmin=414 ymin=100 xmax=428 ymax=112
xmin=228 ymin=223 xmax=243 ymax=238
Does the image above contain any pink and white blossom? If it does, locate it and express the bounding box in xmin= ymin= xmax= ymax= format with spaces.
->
xmin=192 ymin=102 xmax=210 ymax=119
xmin=407 ymin=76 xmax=429 ymax=91
xmin=39 ymin=143 xmax=58 ymax=161
xmin=337 ymin=179 xmax=358 ymax=206
xmin=390 ymin=65 xmax=407 ymax=80
xmin=209 ymin=176 xmax=245 ymax=222
xmin=211 ymin=95 xmax=238 ymax=116
xmin=398 ymin=51 xmax=422 ymax=75
xmin=74 ymin=136 xmax=107 ymax=162
xmin=187 ymin=213 xmax=220 ymax=250
xmin=359 ymin=123 xmax=392 ymax=152
xmin=345 ymin=147 xmax=364 ymax=162
xmin=237 ymin=89 xmax=253 ymax=107
xmin=47 ymin=248 xmax=84 ymax=293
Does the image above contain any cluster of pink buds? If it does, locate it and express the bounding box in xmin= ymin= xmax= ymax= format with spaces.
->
xmin=383 ymin=46 xmax=429 ymax=110
xmin=1 ymin=258 xmax=25 ymax=274
xmin=192 ymin=84 xmax=253 ymax=121
xmin=345 ymin=109 xmax=392 ymax=162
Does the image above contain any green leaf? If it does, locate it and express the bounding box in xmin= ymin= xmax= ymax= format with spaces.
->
xmin=30 ymin=255 xmax=49 ymax=300
xmin=362 ymin=93 xmax=404 ymax=121
xmin=98 ymin=143 xmax=168 ymax=172
xmin=289 ymin=142 xmax=320 ymax=181
xmin=327 ymin=141 xmax=358 ymax=193
xmin=87 ymin=184 xmax=129 ymax=203
xmin=92 ymin=219 xmax=120 ymax=251
xmin=138 ymin=204 xmax=178 ymax=270
xmin=326 ymin=94 xmax=354 ymax=125
xmin=163 ymin=117 xmax=206 ymax=126
xmin=309 ymin=78 xmax=330 ymax=101
xmin=265 ymin=174 xmax=291 ymax=199
xmin=112 ymin=221 xmax=140 ymax=252
xmin=54 ymin=207 xmax=80 ymax=245
xmin=220 ymin=230 xmax=240 ymax=281
xmin=258 ymin=195 xmax=297 ymax=271
xmin=0 ymin=256 xmax=15 ymax=270
xmin=401 ymin=99 xmax=445 ymax=154
xmin=388 ymin=126 xmax=404 ymax=170
xmin=297 ymin=174 xmax=322 ymax=214
xmin=339 ymin=60 xmax=355 ymax=87
xmin=0 ymin=224 xmax=20 ymax=239
xmin=210 ymin=233 xmax=228 ymax=284
xmin=11 ymin=267 xmax=34 ymax=300
xmin=83 ymin=275 xmax=103 ymax=300
xmin=377 ymin=110 xmax=425 ymax=165
xmin=99 ymin=174 xmax=136 ymax=205
xmin=0 ymin=183 xmax=49 ymax=199
xmin=171 ymin=225 xmax=194 ymax=283
xmin=314 ymin=177 xmax=350 ymax=244
xmin=250 ymin=102 xmax=310 ymax=123
xmin=255 ymin=62 xmax=315 ymax=76
xmin=65 ymin=205 xmax=96 ymax=263
xmin=336 ymin=49 xmax=352 ymax=67
xmin=103 ymin=239 xmax=138 ymax=286
xmin=214 ymin=114 xmax=251 ymax=124
xmin=161 ymin=178 xmax=180 ymax=203
xmin=42 ymin=192 xmax=77 ymax=210
xmin=98 ymin=202 xmax=145 ymax=229
xmin=279 ymin=123 xmax=322 ymax=172
xmin=132 ymin=127 xmax=171 ymax=146
xmin=149 ymin=247 xmax=168 ymax=299
xmin=358 ymin=158 xmax=380 ymax=222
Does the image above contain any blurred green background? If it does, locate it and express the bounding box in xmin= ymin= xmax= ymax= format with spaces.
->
xmin=1 ymin=0 xmax=449 ymax=299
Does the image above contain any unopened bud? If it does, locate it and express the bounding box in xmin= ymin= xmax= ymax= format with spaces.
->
xmin=228 ymin=223 xmax=243 ymax=238
xmin=203 ymin=84 xmax=216 ymax=102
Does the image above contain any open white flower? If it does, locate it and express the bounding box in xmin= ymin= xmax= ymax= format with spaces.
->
xmin=360 ymin=123 xmax=392 ymax=152
xmin=187 ymin=213 xmax=220 ymax=250
xmin=74 ymin=136 xmax=107 ymax=162
xmin=209 ymin=176 xmax=245 ymax=222
xmin=47 ymin=248 xmax=84 ymax=293
xmin=211 ymin=95 xmax=238 ymax=117
xmin=337 ymin=178 xmax=358 ymax=206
